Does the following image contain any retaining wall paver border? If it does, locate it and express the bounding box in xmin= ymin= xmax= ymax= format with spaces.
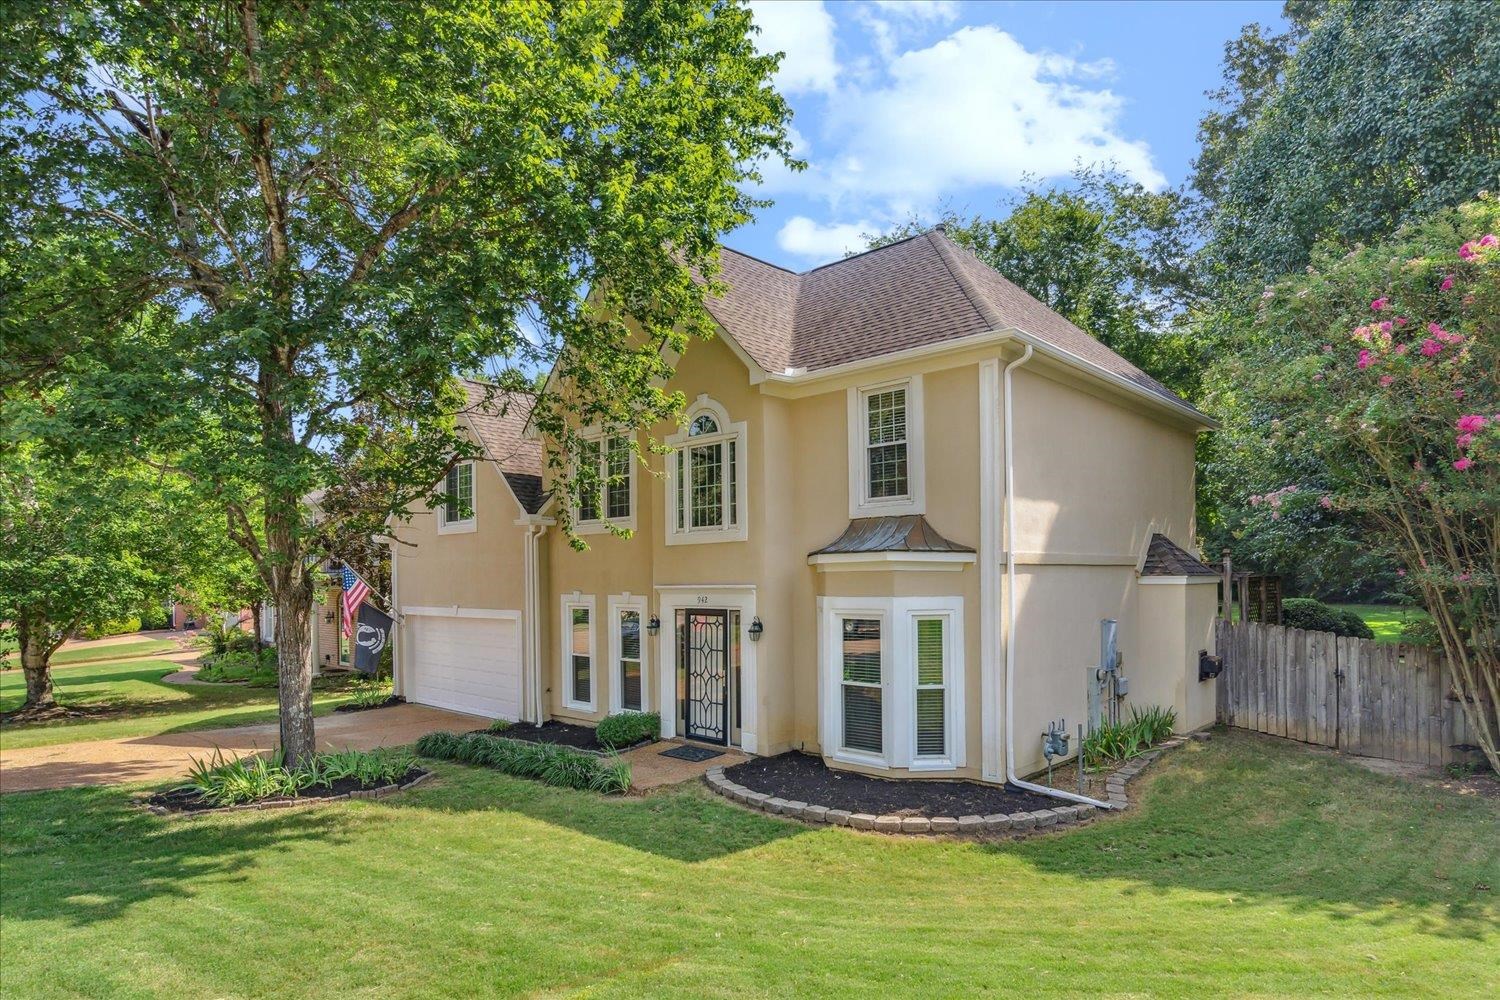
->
xmin=701 ymin=732 xmax=1200 ymax=838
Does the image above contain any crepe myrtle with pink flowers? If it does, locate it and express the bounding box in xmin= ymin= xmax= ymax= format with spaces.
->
xmin=1246 ymin=200 xmax=1499 ymax=773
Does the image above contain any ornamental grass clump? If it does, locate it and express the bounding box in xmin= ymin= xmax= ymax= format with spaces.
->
xmin=1237 ymin=200 xmax=1499 ymax=773
xmin=414 ymin=730 xmax=631 ymax=794
xmin=181 ymin=747 xmax=417 ymax=807
xmin=1083 ymin=706 xmax=1176 ymax=769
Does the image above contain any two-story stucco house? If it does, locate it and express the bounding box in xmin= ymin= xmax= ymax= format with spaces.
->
xmin=388 ymin=229 xmax=1220 ymax=785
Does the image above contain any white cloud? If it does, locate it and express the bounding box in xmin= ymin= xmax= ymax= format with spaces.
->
xmin=870 ymin=1 xmax=959 ymax=24
xmin=748 ymin=0 xmax=839 ymax=95
xmin=776 ymin=216 xmax=874 ymax=261
xmin=793 ymin=25 xmax=1164 ymax=209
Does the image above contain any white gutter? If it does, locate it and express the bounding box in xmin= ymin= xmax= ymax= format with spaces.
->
xmin=1001 ymin=345 xmax=1113 ymax=810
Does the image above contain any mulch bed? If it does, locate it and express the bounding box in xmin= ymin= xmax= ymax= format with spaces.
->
xmin=146 ymin=767 xmax=429 ymax=814
xmin=725 ymin=752 xmax=1058 ymax=817
xmin=334 ymin=695 xmax=405 ymax=714
xmin=471 ymin=720 xmax=652 ymax=754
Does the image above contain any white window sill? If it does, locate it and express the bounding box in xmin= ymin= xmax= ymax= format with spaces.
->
xmin=665 ymin=525 xmax=748 ymax=546
xmin=575 ymin=518 xmax=637 ymax=536
xmin=562 ymin=699 xmax=596 ymax=713
xmin=907 ymin=758 xmax=958 ymax=772
xmin=437 ymin=519 xmax=476 ymax=535
xmin=829 ymin=748 xmax=890 ymax=770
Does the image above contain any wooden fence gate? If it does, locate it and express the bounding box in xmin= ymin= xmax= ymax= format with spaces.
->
xmin=1215 ymin=619 xmax=1491 ymax=767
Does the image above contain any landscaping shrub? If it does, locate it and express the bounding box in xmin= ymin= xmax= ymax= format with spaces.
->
xmin=349 ymin=680 xmax=394 ymax=709
xmin=197 ymin=647 xmax=277 ymax=684
xmin=595 ymin=711 xmax=660 ymax=750
xmin=1401 ymin=617 xmax=1441 ymax=647
xmin=182 ymin=747 xmax=417 ymax=807
xmin=1282 ymin=598 xmax=1374 ymax=638
xmin=138 ymin=605 xmax=171 ymax=631
xmin=1083 ymin=705 xmax=1176 ymax=769
xmin=81 ymin=616 xmax=142 ymax=640
xmin=487 ymin=718 xmax=512 ymax=733
xmin=415 ymin=730 xmax=631 ymax=794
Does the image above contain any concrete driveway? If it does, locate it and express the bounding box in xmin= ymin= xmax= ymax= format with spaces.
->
xmin=0 ymin=703 xmax=484 ymax=794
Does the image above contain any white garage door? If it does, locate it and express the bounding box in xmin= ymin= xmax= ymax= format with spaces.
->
xmin=406 ymin=614 xmax=521 ymax=720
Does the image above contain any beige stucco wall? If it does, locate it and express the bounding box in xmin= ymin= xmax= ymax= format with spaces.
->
xmin=509 ymin=326 xmax=1213 ymax=782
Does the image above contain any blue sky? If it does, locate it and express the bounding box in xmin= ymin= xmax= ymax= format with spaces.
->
xmin=735 ymin=0 xmax=1285 ymax=268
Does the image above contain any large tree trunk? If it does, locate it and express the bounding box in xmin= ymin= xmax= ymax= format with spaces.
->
xmin=251 ymin=602 xmax=264 ymax=653
xmin=273 ymin=580 xmax=316 ymax=766
xmin=14 ymin=617 xmax=57 ymax=714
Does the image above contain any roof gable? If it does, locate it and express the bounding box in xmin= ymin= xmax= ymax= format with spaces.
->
xmin=703 ymin=229 xmax=1194 ymax=416
xmin=459 ymin=380 xmax=548 ymax=514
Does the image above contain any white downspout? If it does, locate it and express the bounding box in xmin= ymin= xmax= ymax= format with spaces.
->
xmin=1002 ymin=345 xmax=1112 ymax=809
xmin=520 ymin=521 xmax=549 ymax=725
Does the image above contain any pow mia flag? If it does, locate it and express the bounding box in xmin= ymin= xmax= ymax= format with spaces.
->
xmin=354 ymin=603 xmax=394 ymax=675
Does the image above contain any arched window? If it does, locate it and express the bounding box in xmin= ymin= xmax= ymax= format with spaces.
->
xmin=667 ymin=397 xmax=747 ymax=544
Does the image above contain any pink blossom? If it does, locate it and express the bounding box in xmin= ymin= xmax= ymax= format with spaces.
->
xmin=1261 ymin=287 xmax=1275 ymax=300
xmin=1420 ymin=338 xmax=1443 ymax=357
xmin=1458 ymin=572 xmax=1473 ymax=583
xmin=1357 ymin=349 xmax=1373 ymax=369
xmin=1453 ymin=389 xmax=1465 ymax=399
xmin=1379 ymin=375 xmax=1394 ymax=386
xmin=1270 ymin=512 xmax=1281 ymax=521
xmin=1395 ymin=316 xmax=1409 ymax=327
xmin=1319 ymin=495 xmax=1333 ymax=509
xmin=1397 ymin=568 xmax=1406 ymax=577
xmin=1312 ymin=373 xmax=1324 ymax=381
xmin=1249 ymin=494 xmax=1262 ymax=507
xmin=1379 ymin=321 xmax=1393 ymax=334
xmin=1395 ymin=343 xmax=1408 ymax=355
xmin=1428 ymin=322 xmax=1444 ymax=335
xmin=1453 ymin=457 xmax=1473 ymax=471
xmin=1459 ymin=242 xmax=1476 ymax=260
xmin=1457 ymin=433 xmax=1473 ymax=449
xmin=1370 ymin=297 xmax=1388 ymax=311
xmin=1481 ymin=234 xmax=1498 ymax=247
xmin=1457 ymin=414 xmax=1490 ymax=433
xmin=1321 ymin=344 xmax=1333 ymax=353
xmin=1440 ymin=275 xmax=1455 ymax=291
xmin=1353 ymin=325 xmax=1373 ymax=342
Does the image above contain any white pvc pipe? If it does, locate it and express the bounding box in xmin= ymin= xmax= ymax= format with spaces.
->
xmin=1001 ymin=345 xmax=1113 ymax=810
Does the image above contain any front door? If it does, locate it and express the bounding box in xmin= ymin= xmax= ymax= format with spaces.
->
xmin=681 ymin=609 xmax=729 ymax=744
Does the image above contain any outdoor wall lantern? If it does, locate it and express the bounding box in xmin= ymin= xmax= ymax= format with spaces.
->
xmin=748 ymin=616 xmax=764 ymax=642
xmin=646 ymin=614 xmax=660 ymax=637
xmin=323 ymin=610 xmax=336 ymax=624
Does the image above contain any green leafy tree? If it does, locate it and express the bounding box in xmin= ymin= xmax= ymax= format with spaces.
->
xmin=1203 ymin=0 xmax=1500 ymax=288
xmin=0 ymin=445 xmax=171 ymax=714
xmin=866 ymin=168 xmax=1205 ymax=398
xmin=1222 ymin=200 xmax=1499 ymax=772
xmin=1 ymin=0 xmax=792 ymax=763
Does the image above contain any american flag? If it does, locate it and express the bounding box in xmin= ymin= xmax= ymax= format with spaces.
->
xmin=340 ymin=565 xmax=371 ymax=638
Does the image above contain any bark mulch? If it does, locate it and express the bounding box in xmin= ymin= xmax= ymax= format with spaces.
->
xmin=334 ymin=695 xmax=405 ymax=714
xmin=146 ymin=767 xmax=428 ymax=813
xmin=725 ymin=752 xmax=1059 ymax=817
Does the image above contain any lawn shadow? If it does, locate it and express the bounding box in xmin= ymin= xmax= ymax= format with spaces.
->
xmin=992 ymin=731 xmax=1499 ymax=940
xmin=387 ymin=761 xmax=806 ymax=863
xmin=0 ymin=784 xmax=354 ymax=929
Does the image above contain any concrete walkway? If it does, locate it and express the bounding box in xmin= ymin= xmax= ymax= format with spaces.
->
xmin=0 ymin=703 xmax=485 ymax=794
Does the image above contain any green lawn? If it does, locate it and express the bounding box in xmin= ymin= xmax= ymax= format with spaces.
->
xmin=1332 ymin=603 xmax=1432 ymax=644
xmin=0 ymin=658 xmax=354 ymax=750
xmin=50 ymin=639 xmax=181 ymax=665
xmin=1 ymin=732 xmax=1495 ymax=998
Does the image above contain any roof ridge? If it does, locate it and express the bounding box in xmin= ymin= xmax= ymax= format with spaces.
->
xmin=718 ymin=244 xmax=799 ymax=275
xmin=796 ymin=230 xmax=929 ymax=275
xmin=924 ymin=229 xmax=1005 ymax=332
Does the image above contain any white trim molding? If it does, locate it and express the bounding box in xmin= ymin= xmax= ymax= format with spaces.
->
xmin=559 ymin=592 xmax=597 ymax=713
xmin=1138 ymin=575 xmax=1222 ymax=586
xmin=847 ymin=374 xmax=926 ymax=519
xmin=607 ymin=592 xmax=649 ymax=713
xmin=664 ymin=395 xmax=749 ymax=545
xmin=978 ymin=358 xmax=1002 ymax=783
xmin=808 ymin=551 xmax=975 ymax=573
xmin=817 ymin=595 xmax=966 ymax=773
xmin=402 ymin=606 xmax=521 ymax=621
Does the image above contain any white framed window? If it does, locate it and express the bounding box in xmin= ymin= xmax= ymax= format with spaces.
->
xmin=608 ymin=594 xmax=647 ymax=713
xmin=439 ymin=461 xmax=476 ymax=534
xmin=847 ymin=376 xmax=925 ymax=518
xmin=560 ymin=593 xmax=596 ymax=711
xmin=818 ymin=595 xmax=964 ymax=771
xmin=665 ymin=396 xmax=747 ymax=545
xmin=574 ymin=433 xmax=635 ymax=533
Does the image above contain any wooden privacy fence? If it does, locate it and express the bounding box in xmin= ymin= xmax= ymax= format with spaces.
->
xmin=1215 ymin=619 xmax=1491 ymax=767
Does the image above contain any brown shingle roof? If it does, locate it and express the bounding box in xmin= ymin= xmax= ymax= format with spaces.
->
xmin=1141 ymin=534 xmax=1218 ymax=577
xmin=811 ymin=515 xmax=974 ymax=556
xmin=460 ymin=380 xmax=548 ymax=514
xmin=704 ymin=229 xmax=1193 ymax=414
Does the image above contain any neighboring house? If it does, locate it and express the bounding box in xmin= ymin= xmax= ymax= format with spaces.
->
xmin=390 ymin=229 xmax=1220 ymax=783
xmin=257 ymin=563 xmax=375 ymax=675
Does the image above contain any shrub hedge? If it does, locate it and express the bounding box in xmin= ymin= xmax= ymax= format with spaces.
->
xmin=595 ymin=711 xmax=660 ymax=750
xmin=81 ymin=617 xmax=142 ymax=640
xmin=1282 ymin=598 xmax=1375 ymax=639
xmin=414 ymin=730 xmax=631 ymax=794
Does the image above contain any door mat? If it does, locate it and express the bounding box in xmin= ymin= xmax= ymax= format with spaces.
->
xmin=659 ymin=745 xmax=725 ymax=763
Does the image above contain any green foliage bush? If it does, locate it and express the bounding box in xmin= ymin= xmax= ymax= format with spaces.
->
xmin=1083 ymin=705 xmax=1177 ymax=769
xmin=1282 ymin=598 xmax=1374 ymax=639
xmin=1400 ymin=617 xmax=1441 ymax=648
xmin=197 ymin=647 xmax=277 ymax=684
xmin=414 ymin=730 xmax=631 ymax=794
xmin=182 ymin=747 xmax=417 ymax=807
xmin=138 ymin=605 xmax=171 ymax=631
xmin=349 ymin=680 xmax=393 ymax=709
xmin=81 ymin=616 xmax=141 ymax=640
xmin=595 ymin=711 xmax=660 ymax=750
